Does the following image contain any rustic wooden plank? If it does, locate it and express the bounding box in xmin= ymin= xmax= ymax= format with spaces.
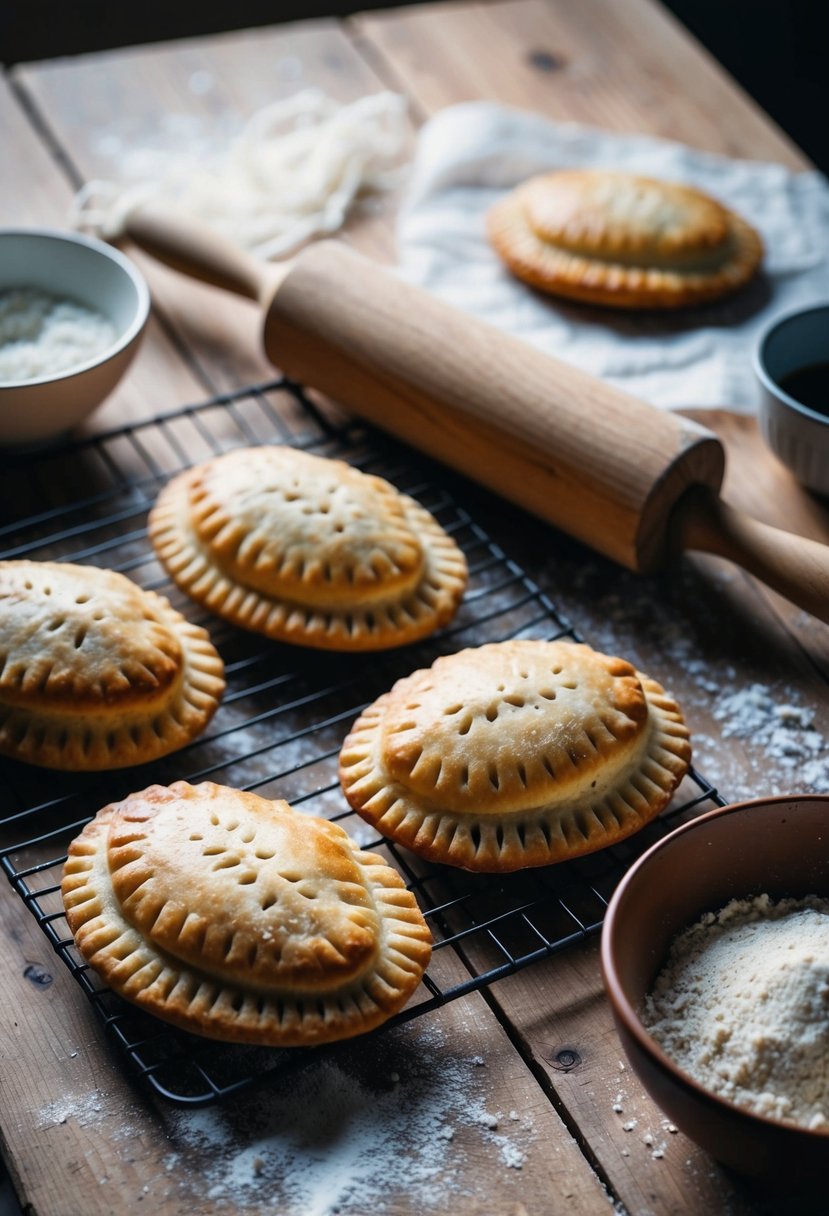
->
xmin=473 ymin=940 xmax=760 ymax=1216
xmin=13 ymin=20 xmax=411 ymax=395
xmin=3 ymin=4 xmax=826 ymax=1213
xmin=353 ymin=0 xmax=807 ymax=168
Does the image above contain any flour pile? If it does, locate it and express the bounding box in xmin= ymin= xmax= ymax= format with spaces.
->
xmin=0 ymin=288 xmax=116 ymax=383
xmin=645 ymin=894 xmax=829 ymax=1129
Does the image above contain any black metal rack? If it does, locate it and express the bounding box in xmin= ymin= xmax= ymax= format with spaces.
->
xmin=0 ymin=378 xmax=725 ymax=1105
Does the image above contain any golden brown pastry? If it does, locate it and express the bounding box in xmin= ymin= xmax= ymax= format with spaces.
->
xmin=339 ymin=639 xmax=690 ymax=872
xmin=487 ymin=169 xmax=763 ymax=309
xmin=62 ymin=781 xmax=432 ymax=1045
xmin=0 ymin=561 xmax=224 ymax=770
xmin=149 ymin=446 xmax=468 ymax=651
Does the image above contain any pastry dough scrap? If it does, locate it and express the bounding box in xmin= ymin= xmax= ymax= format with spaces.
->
xmin=339 ymin=640 xmax=691 ymax=872
xmin=62 ymin=781 xmax=432 ymax=1045
xmin=487 ymin=170 xmax=763 ymax=309
xmin=0 ymin=561 xmax=224 ymax=770
xmin=149 ymin=446 xmax=468 ymax=650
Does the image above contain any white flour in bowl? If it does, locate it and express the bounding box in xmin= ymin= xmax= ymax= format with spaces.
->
xmin=0 ymin=287 xmax=117 ymax=383
xmin=644 ymin=893 xmax=829 ymax=1130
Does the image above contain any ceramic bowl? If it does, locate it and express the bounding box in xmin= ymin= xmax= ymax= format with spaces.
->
xmin=601 ymin=795 xmax=829 ymax=1183
xmin=754 ymin=302 xmax=829 ymax=494
xmin=0 ymin=228 xmax=150 ymax=445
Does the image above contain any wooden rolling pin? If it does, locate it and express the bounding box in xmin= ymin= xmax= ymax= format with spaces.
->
xmin=125 ymin=206 xmax=829 ymax=623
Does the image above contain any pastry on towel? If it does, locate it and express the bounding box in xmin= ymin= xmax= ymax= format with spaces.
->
xmin=149 ymin=446 xmax=468 ymax=651
xmin=0 ymin=561 xmax=224 ymax=770
xmin=339 ymin=639 xmax=691 ymax=872
xmin=487 ymin=169 xmax=762 ymax=309
xmin=62 ymin=780 xmax=432 ymax=1045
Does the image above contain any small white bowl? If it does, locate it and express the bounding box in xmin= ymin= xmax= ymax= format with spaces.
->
xmin=0 ymin=228 xmax=150 ymax=445
xmin=754 ymin=301 xmax=829 ymax=495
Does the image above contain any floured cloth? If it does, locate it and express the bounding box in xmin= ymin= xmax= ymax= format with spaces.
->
xmin=396 ymin=103 xmax=829 ymax=412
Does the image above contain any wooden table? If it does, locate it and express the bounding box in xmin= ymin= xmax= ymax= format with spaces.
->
xmin=1 ymin=2 xmax=826 ymax=1213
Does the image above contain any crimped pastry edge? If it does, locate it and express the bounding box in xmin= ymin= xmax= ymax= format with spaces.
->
xmin=148 ymin=466 xmax=468 ymax=651
xmin=0 ymin=583 xmax=225 ymax=771
xmin=339 ymin=648 xmax=691 ymax=873
xmin=61 ymin=790 xmax=433 ymax=1046
xmin=487 ymin=190 xmax=763 ymax=310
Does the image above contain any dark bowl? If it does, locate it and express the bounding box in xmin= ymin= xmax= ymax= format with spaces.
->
xmin=600 ymin=795 xmax=829 ymax=1182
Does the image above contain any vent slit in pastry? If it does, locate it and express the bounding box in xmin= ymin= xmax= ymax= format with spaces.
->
xmin=0 ymin=560 xmax=224 ymax=771
xmin=62 ymin=781 xmax=431 ymax=1045
xmin=340 ymin=639 xmax=690 ymax=873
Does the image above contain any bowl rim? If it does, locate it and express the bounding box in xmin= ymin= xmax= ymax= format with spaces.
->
xmin=600 ymin=792 xmax=829 ymax=1141
xmin=753 ymin=299 xmax=829 ymax=427
xmin=0 ymin=226 xmax=150 ymax=389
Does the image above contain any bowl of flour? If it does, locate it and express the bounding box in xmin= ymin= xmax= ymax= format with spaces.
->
xmin=601 ymin=795 xmax=829 ymax=1181
xmin=0 ymin=228 xmax=149 ymax=444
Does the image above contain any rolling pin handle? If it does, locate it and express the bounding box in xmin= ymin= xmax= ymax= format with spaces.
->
xmin=122 ymin=203 xmax=287 ymax=305
xmin=674 ymin=486 xmax=829 ymax=624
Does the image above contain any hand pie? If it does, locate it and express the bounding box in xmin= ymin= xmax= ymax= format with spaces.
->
xmin=487 ymin=169 xmax=763 ymax=310
xmin=62 ymin=781 xmax=432 ymax=1045
xmin=0 ymin=561 xmax=224 ymax=771
xmin=339 ymin=639 xmax=690 ymax=872
xmin=149 ymin=446 xmax=468 ymax=651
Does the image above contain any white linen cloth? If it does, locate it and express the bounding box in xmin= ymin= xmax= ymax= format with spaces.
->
xmin=396 ymin=103 xmax=829 ymax=412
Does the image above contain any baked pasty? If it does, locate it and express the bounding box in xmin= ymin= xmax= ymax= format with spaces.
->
xmin=149 ymin=446 xmax=468 ymax=651
xmin=487 ymin=169 xmax=763 ymax=310
xmin=0 ymin=561 xmax=224 ymax=770
xmin=339 ymin=640 xmax=690 ymax=872
xmin=62 ymin=781 xmax=432 ymax=1045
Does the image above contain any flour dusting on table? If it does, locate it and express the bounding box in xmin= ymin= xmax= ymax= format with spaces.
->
xmin=160 ymin=1023 xmax=535 ymax=1213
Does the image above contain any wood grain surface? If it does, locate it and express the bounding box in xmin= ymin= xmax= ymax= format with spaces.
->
xmin=1 ymin=2 xmax=826 ymax=1214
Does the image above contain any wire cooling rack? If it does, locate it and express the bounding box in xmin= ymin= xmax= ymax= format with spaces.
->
xmin=0 ymin=378 xmax=725 ymax=1105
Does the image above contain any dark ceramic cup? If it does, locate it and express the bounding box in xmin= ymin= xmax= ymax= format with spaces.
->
xmin=754 ymin=303 xmax=829 ymax=494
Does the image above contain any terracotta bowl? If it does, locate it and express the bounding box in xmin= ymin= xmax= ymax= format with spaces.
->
xmin=601 ymin=795 xmax=829 ymax=1183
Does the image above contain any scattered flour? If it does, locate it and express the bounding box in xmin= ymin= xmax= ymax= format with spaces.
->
xmin=644 ymin=893 xmax=829 ymax=1130
xmin=34 ymin=1025 xmax=540 ymax=1211
xmin=711 ymin=685 xmax=828 ymax=790
xmin=157 ymin=1023 xmax=536 ymax=1213
xmin=0 ymin=287 xmax=117 ymax=383
xmin=39 ymin=1091 xmax=107 ymax=1129
xmin=610 ymin=1081 xmax=671 ymax=1161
